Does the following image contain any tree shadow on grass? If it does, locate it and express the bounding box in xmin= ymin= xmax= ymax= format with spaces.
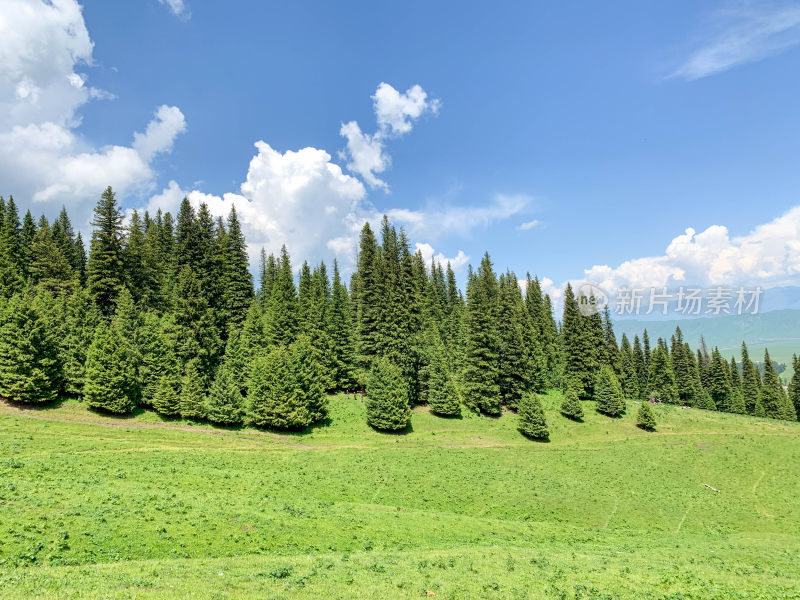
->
xmin=255 ymin=417 xmax=335 ymax=437
xmin=430 ymin=411 xmax=463 ymax=420
xmin=87 ymin=405 xmax=147 ymax=419
xmin=560 ymin=413 xmax=584 ymax=423
xmin=1 ymin=396 xmax=66 ymax=411
xmin=519 ymin=431 xmax=551 ymax=443
xmin=369 ymin=421 xmax=415 ymax=435
xmin=596 ymin=410 xmax=623 ymax=419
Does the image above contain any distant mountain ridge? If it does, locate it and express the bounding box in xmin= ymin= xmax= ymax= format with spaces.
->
xmin=614 ymin=308 xmax=800 ymax=359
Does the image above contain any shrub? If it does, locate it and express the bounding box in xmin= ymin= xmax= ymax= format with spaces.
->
xmin=517 ymin=391 xmax=549 ymax=439
xmin=365 ymin=358 xmax=410 ymax=431
xmin=636 ymin=401 xmax=657 ymax=431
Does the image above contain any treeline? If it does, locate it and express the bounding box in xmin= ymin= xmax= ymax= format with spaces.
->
xmin=0 ymin=187 xmax=797 ymax=435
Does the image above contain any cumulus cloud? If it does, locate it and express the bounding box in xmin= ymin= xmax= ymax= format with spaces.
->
xmin=148 ymin=141 xmax=367 ymax=266
xmin=148 ymin=136 xmax=513 ymax=273
xmin=0 ymin=0 xmax=186 ymax=228
xmin=0 ymin=0 xmax=94 ymax=129
xmin=338 ymin=121 xmax=389 ymax=190
xmin=340 ymin=82 xmax=440 ymax=190
xmin=373 ymin=82 xmax=441 ymax=136
xmin=132 ymin=105 xmax=187 ymax=161
xmin=670 ymin=3 xmax=800 ymax=80
xmin=415 ymin=243 xmax=470 ymax=271
xmin=582 ymin=205 xmax=800 ymax=293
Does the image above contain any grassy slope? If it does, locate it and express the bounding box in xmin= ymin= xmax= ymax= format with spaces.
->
xmin=0 ymin=394 xmax=798 ymax=599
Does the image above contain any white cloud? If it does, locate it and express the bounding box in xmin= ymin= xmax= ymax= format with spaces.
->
xmin=148 ymin=141 xmax=367 ymax=267
xmin=132 ymin=105 xmax=187 ymax=162
xmin=373 ymin=82 xmax=441 ymax=136
xmin=387 ymin=193 xmax=531 ymax=238
xmin=141 ymin=80 xmax=522 ymax=273
xmin=148 ymin=141 xmax=524 ymax=273
xmin=0 ymin=0 xmax=94 ymax=129
xmin=582 ymin=205 xmax=800 ymax=292
xmin=0 ymin=0 xmax=186 ymax=228
xmin=339 ymin=121 xmax=389 ymax=190
xmin=518 ymin=219 xmax=540 ymax=231
xmin=157 ymin=0 xmax=190 ymax=19
xmin=340 ymin=82 xmax=440 ymax=190
xmin=415 ymin=242 xmax=470 ymax=271
xmin=671 ymin=3 xmax=800 ymax=80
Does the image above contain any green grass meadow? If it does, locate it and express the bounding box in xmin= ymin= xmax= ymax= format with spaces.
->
xmin=1 ymin=393 xmax=799 ymax=599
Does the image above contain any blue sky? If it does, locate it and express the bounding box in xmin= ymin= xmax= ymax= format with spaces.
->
xmin=3 ymin=0 xmax=800 ymax=299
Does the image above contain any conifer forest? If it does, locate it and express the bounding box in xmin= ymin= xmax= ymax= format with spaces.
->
xmin=0 ymin=188 xmax=797 ymax=435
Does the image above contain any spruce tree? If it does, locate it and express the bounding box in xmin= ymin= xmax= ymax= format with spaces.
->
xmin=562 ymin=284 xmax=600 ymax=398
xmin=619 ymin=334 xmax=640 ymax=400
xmin=595 ymin=365 xmax=624 ymax=417
xmin=29 ymin=221 xmax=76 ymax=296
xmin=632 ymin=334 xmax=647 ymax=399
xmin=137 ymin=312 xmax=173 ymax=405
xmin=328 ymin=260 xmax=357 ymax=390
xmin=560 ymin=384 xmax=584 ymax=420
xmin=205 ymin=362 xmax=245 ymax=425
xmin=19 ymin=210 xmax=36 ymax=280
xmin=740 ymin=342 xmax=761 ymax=414
xmin=729 ymin=386 xmax=746 ymax=414
xmin=424 ymin=330 xmax=461 ymax=416
xmin=84 ymin=322 xmax=138 ymax=414
xmin=248 ymin=346 xmax=310 ymax=429
xmin=220 ymin=207 xmax=253 ymax=329
xmin=152 ymin=369 xmax=182 ymax=417
xmin=172 ymin=265 xmax=222 ymax=380
xmin=289 ymin=334 xmax=328 ymax=424
xmin=179 ymin=360 xmax=207 ymax=420
xmin=761 ymin=350 xmax=796 ymax=420
xmin=0 ymin=293 xmax=61 ymax=403
xmin=671 ymin=328 xmax=695 ymax=405
xmin=789 ymin=355 xmax=800 ymax=421
xmin=353 ymin=222 xmax=382 ymax=372
xmin=708 ymin=348 xmax=732 ymax=412
xmin=87 ymin=187 xmax=126 ymax=316
xmin=642 ymin=329 xmax=651 ymax=373
xmin=759 ymin=349 xmax=789 ymax=420
xmin=601 ymin=306 xmax=621 ymax=373
xmin=517 ymin=391 xmax=549 ymax=439
xmin=365 ymin=357 xmax=410 ymax=431
xmin=636 ymin=401 xmax=657 ymax=431
xmin=297 ymin=260 xmax=313 ymax=329
xmin=259 ymin=251 xmax=278 ymax=310
xmin=461 ymin=254 xmax=501 ymax=414
xmin=60 ymin=287 xmax=99 ymax=397
xmin=647 ymin=346 xmax=678 ymax=404
xmin=123 ymin=210 xmax=157 ymax=307
xmin=496 ymin=272 xmax=530 ymax=409
xmin=729 ymin=356 xmax=741 ymax=391
xmin=266 ymin=245 xmax=298 ymax=347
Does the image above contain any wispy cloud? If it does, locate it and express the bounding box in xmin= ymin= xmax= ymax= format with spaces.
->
xmin=518 ymin=219 xmax=540 ymax=231
xmin=670 ymin=2 xmax=800 ymax=80
xmin=157 ymin=0 xmax=190 ymax=20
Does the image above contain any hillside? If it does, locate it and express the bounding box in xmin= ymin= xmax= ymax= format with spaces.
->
xmin=1 ymin=394 xmax=798 ymax=599
xmin=616 ymin=309 xmax=800 ymax=370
